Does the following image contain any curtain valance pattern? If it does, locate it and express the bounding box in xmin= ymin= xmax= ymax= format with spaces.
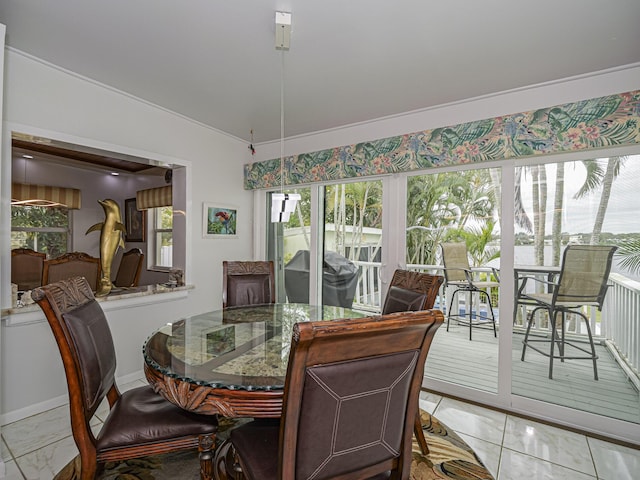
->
xmin=136 ymin=185 xmax=172 ymax=210
xmin=11 ymin=183 xmax=82 ymax=209
xmin=244 ymin=90 xmax=640 ymax=190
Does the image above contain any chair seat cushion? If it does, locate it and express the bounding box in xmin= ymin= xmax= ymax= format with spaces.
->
xmin=96 ymin=385 xmax=217 ymax=452
xmin=229 ymin=419 xmax=280 ymax=479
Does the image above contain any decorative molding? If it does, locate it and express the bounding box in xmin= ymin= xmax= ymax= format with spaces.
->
xmin=244 ymin=90 xmax=640 ymax=190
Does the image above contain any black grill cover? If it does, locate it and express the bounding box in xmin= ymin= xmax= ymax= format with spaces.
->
xmin=284 ymin=250 xmax=359 ymax=307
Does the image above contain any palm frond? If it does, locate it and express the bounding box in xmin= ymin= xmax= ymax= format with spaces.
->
xmin=616 ymin=239 xmax=640 ymax=275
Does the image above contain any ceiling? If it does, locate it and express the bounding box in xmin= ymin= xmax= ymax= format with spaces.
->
xmin=1 ymin=0 xmax=639 ymax=145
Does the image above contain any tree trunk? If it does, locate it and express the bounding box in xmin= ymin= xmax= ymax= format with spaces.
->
xmin=532 ymin=166 xmax=546 ymax=266
xmin=591 ymin=159 xmax=615 ymax=245
xmin=551 ymin=163 xmax=564 ymax=266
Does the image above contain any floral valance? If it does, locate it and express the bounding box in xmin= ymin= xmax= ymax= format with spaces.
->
xmin=244 ymin=90 xmax=640 ymax=190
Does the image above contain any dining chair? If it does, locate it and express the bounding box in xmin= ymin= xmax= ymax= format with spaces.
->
xmin=11 ymin=247 xmax=46 ymax=291
xmin=441 ymin=242 xmax=499 ymax=340
xmin=222 ymin=260 xmax=275 ymax=308
xmin=43 ymin=251 xmax=101 ymax=292
xmin=32 ymin=276 xmax=218 ymax=480
xmin=382 ymin=269 xmax=444 ymax=315
xmin=225 ymin=309 xmax=444 ymax=480
xmin=114 ymin=248 xmax=144 ymax=287
xmin=381 ymin=268 xmax=444 ymax=455
xmin=520 ymin=244 xmax=617 ymax=380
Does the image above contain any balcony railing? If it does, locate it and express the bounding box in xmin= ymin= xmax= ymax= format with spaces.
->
xmin=351 ymin=260 xmax=640 ymax=389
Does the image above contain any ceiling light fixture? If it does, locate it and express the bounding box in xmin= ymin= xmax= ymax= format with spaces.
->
xmin=271 ymin=11 xmax=300 ymax=223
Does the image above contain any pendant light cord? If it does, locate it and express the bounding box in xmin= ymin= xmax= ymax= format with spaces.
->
xmin=280 ymin=48 xmax=285 ymax=194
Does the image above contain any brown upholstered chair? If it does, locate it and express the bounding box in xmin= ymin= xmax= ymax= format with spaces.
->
xmin=114 ymin=248 xmax=144 ymax=287
xmin=382 ymin=269 xmax=444 ymax=315
xmin=381 ymin=269 xmax=444 ymax=455
xmin=11 ymin=248 xmax=46 ymax=291
xmin=222 ymin=260 xmax=275 ymax=308
xmin=43 ymin=252 xmax=101 ymax=292
xmin=32 ymin=277 xmax=218 ymax=480
xmin=226 ymin=309 xmax=443 ymax=480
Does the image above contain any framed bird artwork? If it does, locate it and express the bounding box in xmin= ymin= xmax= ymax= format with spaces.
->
xmin=203 ymin=203 xmax=238 ymax=238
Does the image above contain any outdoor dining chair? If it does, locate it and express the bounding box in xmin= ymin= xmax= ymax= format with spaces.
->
xmin=441 ymin=243 xmax=499 ymax=340
xmin=520 ymin=244 xmax=617 ymax=380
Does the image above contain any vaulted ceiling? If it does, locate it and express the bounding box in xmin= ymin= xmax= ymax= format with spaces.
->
xmin=1 ymin=1 xmax=639 ymax=144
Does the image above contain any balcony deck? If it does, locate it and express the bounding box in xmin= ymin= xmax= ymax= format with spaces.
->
xmin=423 ymin=323 xmax=640 ymax=424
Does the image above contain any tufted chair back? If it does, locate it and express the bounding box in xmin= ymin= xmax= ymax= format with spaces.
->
xmin=382 ymin=269 xmax=444 ymax=314
xmin=230 ymin=309 xmax=444 ymax=480
xmin=32 ymin=277 xmax=218 ymax=480
xmin=223 ymin=260 xmax=275 ymax=308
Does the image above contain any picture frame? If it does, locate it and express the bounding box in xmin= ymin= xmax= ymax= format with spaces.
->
xmin=124 ymin=198 xmax=145 ymax=242
xmin=203 ymin=203 xmax=238 ymax=238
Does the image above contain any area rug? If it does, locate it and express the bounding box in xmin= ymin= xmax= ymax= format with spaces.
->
xmin=54 ymin=410 xmax=494 ymax=479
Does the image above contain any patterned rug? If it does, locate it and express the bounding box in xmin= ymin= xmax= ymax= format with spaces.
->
xmin=54 ymin=410 xmax=494 ymax=479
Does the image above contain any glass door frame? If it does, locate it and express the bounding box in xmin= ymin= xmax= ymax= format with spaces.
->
xmin=256 ymin=144 xmax=640 ymax=443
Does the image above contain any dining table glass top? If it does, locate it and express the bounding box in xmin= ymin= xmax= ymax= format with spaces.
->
xmin=143 ymin=303 xmax=366 ymax=392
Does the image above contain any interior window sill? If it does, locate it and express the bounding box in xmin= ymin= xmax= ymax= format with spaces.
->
xmin=1 ymin=284 xmax=194 ymax=327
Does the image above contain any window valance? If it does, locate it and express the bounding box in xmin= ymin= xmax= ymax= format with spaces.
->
xmin=243 ymin=90 xmax=640 ymax=190
xmin=136 ymin=185 xmax=172 ymax=210
xmin=11 ymin=183 xmax=81 ymax=209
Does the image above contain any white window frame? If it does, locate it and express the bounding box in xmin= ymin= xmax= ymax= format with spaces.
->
xmin=148 ymin=205 xmax=173 ymax=271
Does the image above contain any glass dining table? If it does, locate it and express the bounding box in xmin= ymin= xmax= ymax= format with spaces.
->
xmin=143 ymin=303 xmax=366 ymax=418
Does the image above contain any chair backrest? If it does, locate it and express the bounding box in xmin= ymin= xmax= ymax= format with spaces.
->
xmin=11 ymin=248 xmax=46 ymax=291
xmin=43 ymin=252 xmax=101 ymax=292
xmin=279 ymin=310 xmax=443 ymax=480
xmin=382 ymin=269 xmax=444 ymax=314
xmin=114 ymin=248 xmax=144 ymax=287
xmin=554 ymin=245 xmax=618 ymax=307
xmin=223 ymin=260 xmax=275 ymax=308
xmin=441 ymin=242 xmax=471 ymax=283
xmin=31 ymin=277 xmax=117 ymax=445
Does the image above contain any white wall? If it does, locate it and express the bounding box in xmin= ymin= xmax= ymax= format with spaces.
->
xmin=252 ymin=64 xmax=640 ymax=164
xmin=1 ymin=49 xmax=254 ymax=421
xmin=2 ymin=47 xmax=639 ymax=425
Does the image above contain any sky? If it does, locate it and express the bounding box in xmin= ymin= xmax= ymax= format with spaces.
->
xmin=517 ymin=155 xmax=640 ymax=235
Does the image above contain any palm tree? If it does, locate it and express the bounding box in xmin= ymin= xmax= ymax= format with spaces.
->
xmin=406 ymin=170 xmax=498 ymax=266
xmin=574 ymin=156 xmax=625 ymax=245
xmin=551 ymin=163 xmax=565 ymax=266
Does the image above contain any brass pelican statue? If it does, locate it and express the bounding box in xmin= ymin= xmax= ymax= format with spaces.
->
xmin=86 ymin=199 xmax=126 ymax=296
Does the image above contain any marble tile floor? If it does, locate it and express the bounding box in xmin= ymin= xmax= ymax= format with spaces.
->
xmin=2 ymin=384 xmax=639 ymax=479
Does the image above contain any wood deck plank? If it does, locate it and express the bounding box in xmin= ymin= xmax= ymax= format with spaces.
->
xmin=424 ymin=327 xmax=640 ymax=423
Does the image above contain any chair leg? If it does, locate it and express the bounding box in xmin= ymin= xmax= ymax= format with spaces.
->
xmin=199 ymin=433 xmax=216 ymax=480
xmin=79 ymin=451 xmax=97 ymax=480
xmin=521 ymin=306 xmax=542 ymax=361
xmin=579 ymin=311 xmax=599 ymax=381
xmin=480 ymin=290 xmax=497 ymax=338
xmin=446 ymin=290 xmax=458 ymax=332
xmin=468 ymin=290 xmax=474 ymax=341
xmin=548 ymin=309 xmax=558 ymax=379
xmin=414 ymin=412 xmax=429 ymax=455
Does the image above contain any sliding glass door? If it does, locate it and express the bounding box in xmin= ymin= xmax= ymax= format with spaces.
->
xmin=511 ymin=155 xmax=640 ymax=424
xmin=406 ymin=167 xmax=502 ymax=393
xmin=263 ymin=148 xmax=640 ymax=437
